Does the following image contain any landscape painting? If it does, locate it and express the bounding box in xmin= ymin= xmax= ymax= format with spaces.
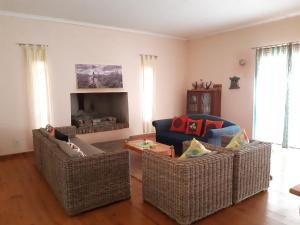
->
xmin=76 ymin=64 xmax=123 ymax=88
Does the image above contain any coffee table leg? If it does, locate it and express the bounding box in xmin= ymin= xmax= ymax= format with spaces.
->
xmin=170 ymin=146 xmax=175 ymax=158
xmin=129 ymin=151 xmax=142 ymax=181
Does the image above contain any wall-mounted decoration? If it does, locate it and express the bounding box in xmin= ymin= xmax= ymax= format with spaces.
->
xmin=229 ymin=76 xmax=240 ymax=89
xmin=239 ymin=59 xmax=247 ymax=66
xmin=76 ymin=64 xmax=123 ymax=88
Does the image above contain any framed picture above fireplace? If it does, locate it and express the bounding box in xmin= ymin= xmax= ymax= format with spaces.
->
xmin=76 ymin=64 xmax=123 ymax=88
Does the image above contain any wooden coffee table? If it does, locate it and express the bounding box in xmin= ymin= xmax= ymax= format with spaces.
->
xmin=124 ymin=139 xmax=175 ymax=180
xmin=124 ymin=139 xmax=175 ymax=158
xmin=290 ymin=184 xmax=300 ymax=196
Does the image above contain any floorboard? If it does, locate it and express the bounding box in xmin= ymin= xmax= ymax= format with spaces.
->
xmin=0 ymin=147 xmax=299 ymax=225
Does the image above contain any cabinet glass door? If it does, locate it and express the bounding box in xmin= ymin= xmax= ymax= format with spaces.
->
xmin=200 ymin=93 xmax=211 ymax=114
xmin=188 ymin=94 xmax=198 ymax=113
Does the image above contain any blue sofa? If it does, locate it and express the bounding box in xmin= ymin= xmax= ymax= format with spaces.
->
xmin=152 ymin=114 xmax=240 ymax=155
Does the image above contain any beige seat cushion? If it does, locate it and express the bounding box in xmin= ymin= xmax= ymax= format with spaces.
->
xmin=70 ymin=137 xmax=105 ymax=156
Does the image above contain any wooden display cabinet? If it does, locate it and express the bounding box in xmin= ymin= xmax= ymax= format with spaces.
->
xmin=186 ymin=84 xmax=221 ymax=116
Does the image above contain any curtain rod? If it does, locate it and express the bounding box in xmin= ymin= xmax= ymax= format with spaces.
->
xmin=17 ymin=43 xmax=48 ymax=47
xmin=251 ymin=41 xmax=300 ymax=50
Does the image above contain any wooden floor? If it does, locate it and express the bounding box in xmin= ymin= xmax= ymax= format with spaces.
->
xmin=0 ymin=147 xmax=299 ymax=225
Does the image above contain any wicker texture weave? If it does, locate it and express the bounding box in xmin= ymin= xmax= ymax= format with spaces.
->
xmin=230 ymin=141 xmax=271 ymax=203
xmin=32 ymin=128 xmax=130 ymax=215
xmin=142 ymin=151 xmax=233 ymax=225
xmin=183 ymin=139 xmax=272 ymax=204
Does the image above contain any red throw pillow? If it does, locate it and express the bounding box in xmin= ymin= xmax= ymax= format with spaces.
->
xmin=185 ymin=119 xmax=203 ymax=136
xmin=170 ymin=116 xmax=188 ymax=133
xmin=203 ymin=120 xmax=224 ymax=136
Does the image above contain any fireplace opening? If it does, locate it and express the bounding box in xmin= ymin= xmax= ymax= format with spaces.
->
xmin=70 ymin=92 xmax=129 ymax=134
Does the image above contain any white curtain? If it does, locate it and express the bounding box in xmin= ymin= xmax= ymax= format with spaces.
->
xmin=141 ymin=55 xmax=157 ymax=134
xmin=254 ymin=46 xmax=288 ymax=144
xmin=254 ymin=44 xmax=300 ymax=148
xmin=23 ymin=45 xmax=51 ymax=129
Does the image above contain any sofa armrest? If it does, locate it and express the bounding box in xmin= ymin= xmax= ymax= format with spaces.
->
xmin=152 ymin=119 xmax=172 ymax=133
xmin=56 ymin=126 xmax=77 ymax=138
xmin=206 ymin=125 xmax=240 ymax=138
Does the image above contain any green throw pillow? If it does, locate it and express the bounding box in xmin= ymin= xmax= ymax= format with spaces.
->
xmin=226 ymin=129 xmax=250 ymax=149
xmin=179 ymin=138 xmax=211 ymax=160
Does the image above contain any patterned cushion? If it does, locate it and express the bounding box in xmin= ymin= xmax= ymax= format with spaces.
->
xmin=45 ymin=124 xmax=55 ymax=135
xmin=179 ymin=138 xmax=211 ymax=160
xmin=203 ymin=120 xmax=224 ymax=136
xmin=57 ymin=140 xmax=86 ymax=158
xmin=226 ymin=129 xmax=249 ymax=149
xmin=170 ymin=116 xmax=188 ymax=133
xmin=185 ymin=119 xmax=203 ymax=136
xmin=70 ymin=137 xmax=105 ymax=155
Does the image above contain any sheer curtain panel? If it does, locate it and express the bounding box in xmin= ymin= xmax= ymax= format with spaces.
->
xmin=141 ymin=55 xmax=157 ymax=134
xmin=254 ymin=43 xmax=300 ymax=148
xmin=23 ymin=45 xmax=51 ymax=129
xmin=254 ymin=46 xmax=288 ymax=144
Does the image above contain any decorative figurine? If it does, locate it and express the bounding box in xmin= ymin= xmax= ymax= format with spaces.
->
xmin=192 ymin=81 xmax=198 ymax=89
xmin=199 ymin=79 xmax=204 ymax=89
xmin=205 ymin=81 xmax=212 ymax=89
xmin=229 ymin=76 xmax=240 ymax=89
xmin=192 ymin=79 xmax=214 ymax=90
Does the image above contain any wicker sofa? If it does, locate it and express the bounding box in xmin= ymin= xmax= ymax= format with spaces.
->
xmin=183 ymin=138 xmax=272 ymax=204
xmin=142 ymin=150 xmax=233 ymax=225
xmin=32 ymin=126 xmax=131 ymax=215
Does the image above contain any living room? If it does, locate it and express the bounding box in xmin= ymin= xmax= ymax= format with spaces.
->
xmin=0 ymin=0 xmax=300 ymax=225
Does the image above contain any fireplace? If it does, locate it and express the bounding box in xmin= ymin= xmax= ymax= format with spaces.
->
xmin=70 ymin=92 xmax=129 ymax=134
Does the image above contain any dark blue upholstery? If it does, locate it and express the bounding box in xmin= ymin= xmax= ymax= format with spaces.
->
xmin=152 ymin=114 xmax=240 ymax=155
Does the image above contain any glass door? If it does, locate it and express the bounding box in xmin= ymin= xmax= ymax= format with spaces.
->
xmin=188 ymin=93 xmax=198 ymax=113
xmin=200 ymin=93 xmax=212 ymax=114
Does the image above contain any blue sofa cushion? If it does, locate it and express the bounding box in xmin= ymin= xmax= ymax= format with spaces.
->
xmin=156 ymin=131 xmax=207 ymax=155
xmin=158 ymin=131 xmax=207 ymax=143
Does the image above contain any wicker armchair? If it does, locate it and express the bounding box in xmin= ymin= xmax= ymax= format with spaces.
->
xmin=32 ymin=126 xmax=130 ymax=215
xmin=183 ymin=138 xmax=272 ymax=204
xmin=142 ymin=150 xmax=233 ymax=225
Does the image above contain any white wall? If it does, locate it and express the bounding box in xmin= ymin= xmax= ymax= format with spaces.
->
xmin=187 ymin=15 xmax=300 ymax=137
xmin=2 ymin=13 xmax=300 ymax=156
xmin=0 ymin=15 xmax=187 ymax=155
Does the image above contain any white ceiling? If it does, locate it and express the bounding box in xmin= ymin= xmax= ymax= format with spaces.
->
xmin=1 ymin=0 xmax=300 ymax=39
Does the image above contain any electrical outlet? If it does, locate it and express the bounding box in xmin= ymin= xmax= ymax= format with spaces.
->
xmin=13 ymin=140 xmax=20 ymax=148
